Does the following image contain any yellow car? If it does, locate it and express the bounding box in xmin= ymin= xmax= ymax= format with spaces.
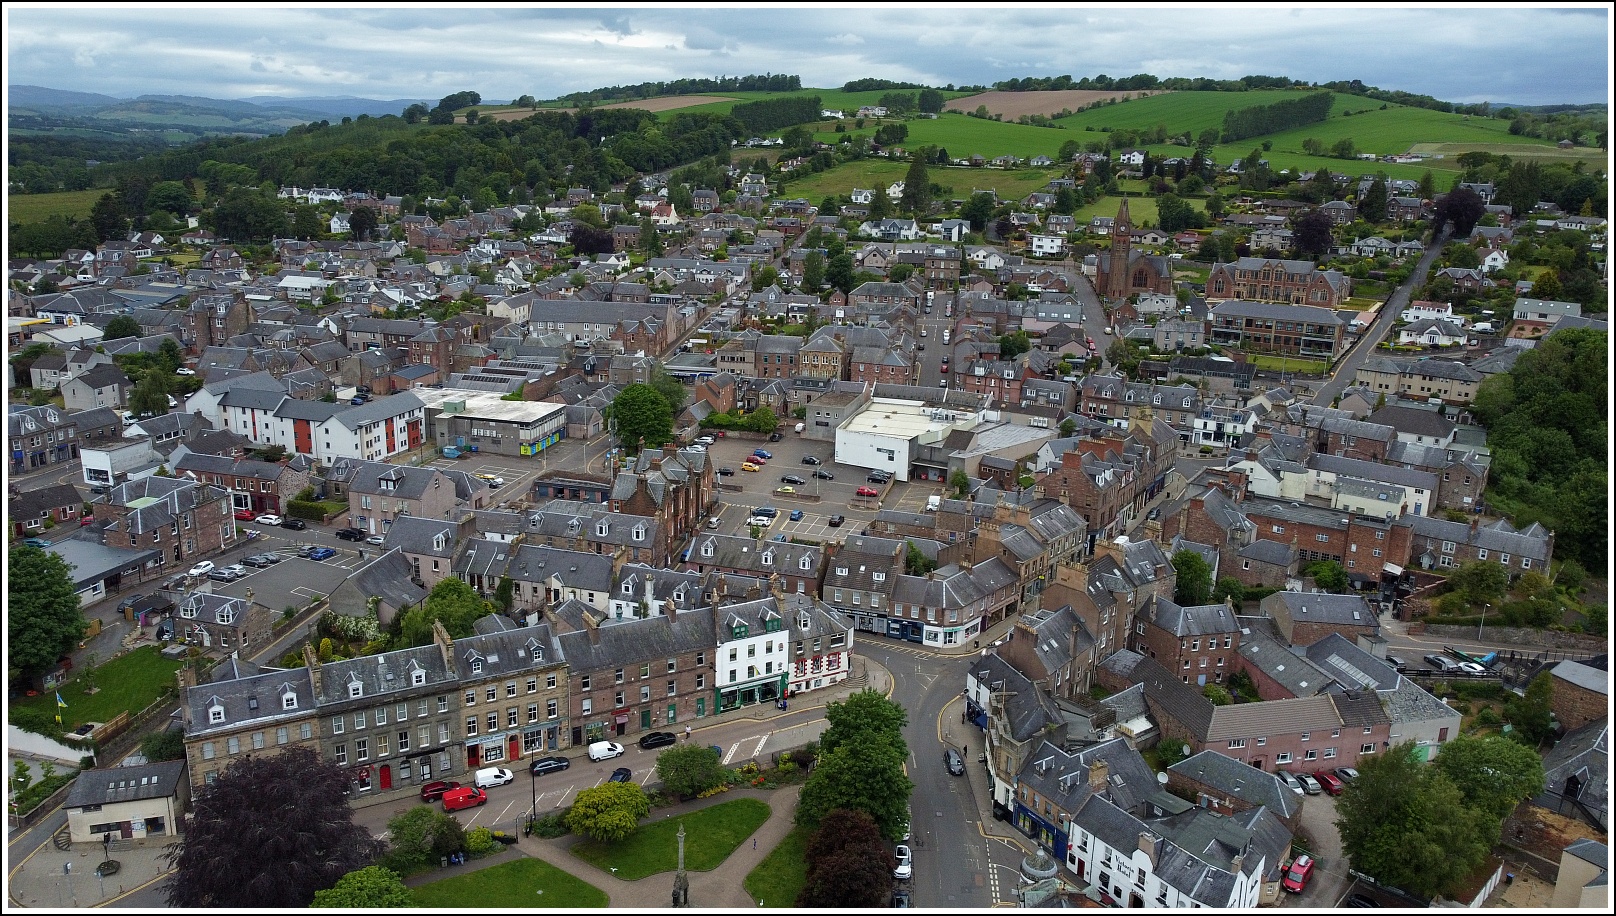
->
xmin=741 ymin=462 xmax=761 ymax=472
xmin=776 ymin=486 xmax=796 ymax=495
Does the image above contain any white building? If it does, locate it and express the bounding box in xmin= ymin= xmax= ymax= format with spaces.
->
xmin=1028 ymin=234 xmax=1066 ymax=257
xmin=834 ymin=396 xmax=990 ymax=481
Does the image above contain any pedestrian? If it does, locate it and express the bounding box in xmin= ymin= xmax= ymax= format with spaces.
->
xmin=685 ymin=725 xmax=692 ymax=741
xmin=753 ymin=837 xmax=757 ymax=850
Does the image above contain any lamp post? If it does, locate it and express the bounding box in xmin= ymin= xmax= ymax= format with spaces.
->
xmin=1478 ymin=602 xmax=1490 ymax=641
xmin=528 ymin=764 xmax=538 ymax=833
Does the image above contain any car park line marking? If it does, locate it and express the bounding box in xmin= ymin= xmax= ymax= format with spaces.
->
xmin=752 ymin=735 xmax=768 ymax=758
xmin=290 ymin=587 xmax=318 ymax=598
xmin=551 ymin=786 xmax=576 ymax=808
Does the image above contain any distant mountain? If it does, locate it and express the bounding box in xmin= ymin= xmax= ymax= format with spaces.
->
xmin=9 ymin=84 xmax=126 ymax=109
xmin=236 ymin=96 xmax=436 ymax=119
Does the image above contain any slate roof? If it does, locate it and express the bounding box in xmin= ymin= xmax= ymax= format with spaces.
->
xmin=1236 ymin=628 xmax=1331 ymax=697
xmin=1405 ymin=515 xmax=1553 ymax=564
xmin=183 ymin=664 xmax=317 ymax=740
xmin=1305 ymin=633 xmax=1400 ymax=692
xmin=64 ymin=760 xmax=188 ymax=809
xmin=1211 ymin=299 xmax=1345 ymax=325
xmin=1237 ymin=539 xmax=1295 ymax=567
xmin=971 ymin=654 xmax=1058 ymax=742
xmin=1103 ymin=650 xmax=1216 ymax=739
xmin=1532 ymin=720 xmax=1608 ymax=829
xmin=1169 ymin=750 xmax=1300 ymax=820
xmin=1207 ymin=694 xmax=1341 ymax=742
xmin=1380 ymin=677 xmax=1461 ymax=731
xmin=1553 ymin=660 xmax=1610 ymax=695
xmin=555 ymin=604 xmax=717 ymax=672
xmin=8 ymin=483 xmax=84 ymax=522
xmin=328 ymin=548 xmax=428 ymax=618
xmin=1141 ymin=595 xmax=1239 ymax=637
xmin=1266 ymin=591 xmax=1377 ymax=626
xmin=1367 ymin=405 xmax=1456 ymax=439
xmin=453 ymin=621 xmax=564 ymax=680
xmin=314 ymin=642 xmax=458 ymax=709
xmin=688 ymin=533 xmax=823 ymax=578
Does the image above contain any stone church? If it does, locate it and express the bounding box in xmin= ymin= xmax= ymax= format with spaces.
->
xmin=1095 ymin=199 xmax=1175 ymax=300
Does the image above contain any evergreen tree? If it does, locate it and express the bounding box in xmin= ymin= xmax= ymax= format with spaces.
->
xmin=900 ymin=155 xmax=931 ymax=214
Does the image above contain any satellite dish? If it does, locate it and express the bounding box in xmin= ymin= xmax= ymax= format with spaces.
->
xmin=1157 ymin=772 xmax=1168 ymax=785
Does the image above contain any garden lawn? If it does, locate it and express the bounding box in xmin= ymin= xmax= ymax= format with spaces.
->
xmin=1073 ymin=194 xmax=1204 ymax=230
xmin=1246 ymin=354 xmax=1329 ymax=375
xmin=10 ymin=646 xmax=183 ymax=730
xmin=570 ymin=798 xmax=771 ymax=880
xmin=744 ymin=825 xmax=810 ymax=909
xmin=411 ymin=857 xmax=608 ymax=908
xmin=783 ymin=159 xmax=1064 ymax=205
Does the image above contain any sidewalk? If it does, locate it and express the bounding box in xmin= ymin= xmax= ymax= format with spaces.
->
xmin=941 ymin=693 xmax=1037 ymax=855
xmin=7 ymin=834 xmax=177 ymax=908
xmin=403 ymin=785 xmax=803 ymax=907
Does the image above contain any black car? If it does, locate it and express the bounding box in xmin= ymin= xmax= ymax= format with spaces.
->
xmin=638 ymin=731 xmax=678 ymax=750
xmin=529 ymin=755 xmax=571 ymax=776
xmin=893 ymin=889 xmax=912 ymax=908
xmin=608 ymin=767 xmax=633 ymax=783
xmin=116 ymin=593 xmax=146 ymax=613
xmin=279 ymin=517 xmax=308 ymax=531
xmin=241 ymin=554 xmax=280 ymax=569
xmin=89 ymin=484 xmax=111 ymax=495
xmin=867 ymin=472 xmax=891 ymax=484
xmin=813 ymin=469 xmax=834 ymax=480
xmin=334 ymin=527 xmax=366 ymax=541
xmin=944 ymin=748 xmax=965 ymax=776
xmin=780 ymin=474 xmax=806 ymax=485
xmin=767 ymin=432 xmax=783 ymax=442
xmin=801 ymin=456 xmax=821 ymax=465
xmin=828 ymin=515 xmax=845 ymax=527
xmin=717 ymin=467 xmax=735 ymax=476
xmin=1385 ymin=655 xmax=1406 ymax=672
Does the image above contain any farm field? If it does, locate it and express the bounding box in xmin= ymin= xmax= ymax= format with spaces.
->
xmin=1052 ymin=90 xmax=1327 ymax=135
xmin=814 ymin=111 xmax=1073 ymax=159
xmin=7 ymin=189 xmax=106 ymax=222
xmin=1408 ymin=141 xmax=1608 ymax=166
xmin=945 ymin=89 xmax=1167 ymax=119
xmin=656 ymin=88 xmax=976 ymax=122
xmin=1073 ymin=194 xmax=1205 ymax=229
xmin=780 ymin=160 xmax=1062 ymax=203
xmin=476 ymin=95 xmax=741 ymax=121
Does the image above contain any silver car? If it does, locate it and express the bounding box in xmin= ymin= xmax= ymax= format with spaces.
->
xmin=1275 ymin=770 xmax=1305 ymax=795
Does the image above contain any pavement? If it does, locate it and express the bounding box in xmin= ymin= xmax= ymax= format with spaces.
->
xmin=7 ymin=833 xmax=177 ymax=908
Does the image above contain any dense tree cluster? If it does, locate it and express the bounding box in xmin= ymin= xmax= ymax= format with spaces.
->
xmin=796 ymin=690 xmax=913 ymax=842
xmin=561 ymin=74 xmax=800 ymax=105
xmin=841 ymin=78 xmax=929 ymax=92
xmin=1219 ymin=92 xmax=1333 ymax=144
xmin=729 ymin=96 xmax=822 ymax=134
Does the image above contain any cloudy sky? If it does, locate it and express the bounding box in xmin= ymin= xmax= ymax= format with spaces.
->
xmin=5 ymin=4 xmax=1610 ymax=107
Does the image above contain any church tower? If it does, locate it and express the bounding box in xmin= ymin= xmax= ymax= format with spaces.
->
xmin=1105 ymin=198 xmax=1133 ymax=299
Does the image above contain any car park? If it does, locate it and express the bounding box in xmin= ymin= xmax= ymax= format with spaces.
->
xmin=188 ymin=560 xmax=216 ymax=577
xmin=529 ymin=756 xmax=571 ymax=776
xmin=741 ymin=463 xmax=761 ymax=472
xmin=1314 ymin=771 xmax=1344 ymax=795
xmin=752 ymin=449 xmax=772 ymax=459
xmin=208 ymin=568 xmax=244 ymax=583
xmin=419 ymin=780 xmax=462 ymax=802
xmin=813 ymin=469 xmax=834 ymax=480
xmin=828 ymin=515 xmax=845 ymax=527
xmin=856 ymin=486 xmax=879 ymax=497
xmin=609 ymin=767 xmax=633 ymax=783
xmin=780 ymin=474 xmax=806 ymax=485
xmin=335 ymin=527 xmax=366 ymax=541
xmin=1334 ymin=766 xmax=1359 ymax=784
xmin=638 ymin=731 xmax=678 ymax=750
xmin=893 ymin=844 xmax=913 ymax=880
xmin=1275 ymin=770 xmax=1304 ymax=795
xmin=1296 ymin=772 xmax=1323 ymax=795
xmin=306 ymin=547 xmax=336 ymax=561
xmin=717 ymin=467 xmax=735 ymax=476
xmin=234 ymin=509 xmax=255 ymax=521
xmin=473 ymin=767 xmax=514 ymax=789
xmin=279 ymin=517 xmax=307 ymax=530
xmin=441 ymin=786 xmax=488 ymax=812
xmin=254 ymin=514 xmax=283 ymax=526
xmin=944 ymin=748 xmax=965 ymax=776
xmin=1281 ymin=855 xmax=1314 ymax=893
xmin=789 ymin=509 xmax=804 ymax=521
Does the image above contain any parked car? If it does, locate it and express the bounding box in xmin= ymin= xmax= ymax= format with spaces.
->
xmin=1281 ymin=855 xmax=1314 ymax=893
xmin=23 ymin=537 xmax=52 ymax=549
xmin=772 ymin=533 xmax=788 ymax=542
xmin=116 ymin=594 xmax=146 ymax=613
xmin=695 ymin=436 xmax=715 ymax=446
xmin=365 ymin=534 xmax=386 ymax=545
xmin=608 ymin=767 xmax=633 ymax=783
xmin=780 ymin=474 xmax=806 ymax=485
xmin=789 ymin=509 xmax=804 ymax=521
xmin=746 ymin=454 xmax=767 ymax=464
xmin=587 ymin=741 xmax=625 ymax=761
xmin=175 ymin=367 xmax=196 ymax=376
xmin=775 ymin=485 xmax=797 ymax=495
xmin=1296 ymin=772 xmax=1323 ymax=795
xmin=207 ymin=568 xmax=244 ymax=583
xmin=475 ymin=474 xmax=504 ymax=488
xmin=187 ymin=560 xmax=216 ymax=577
xmin=828 ymin=515 xmax=845 ymax=527
xmin=856 ymin=486 xmax=880 ymax=497
xmin=801 ymin=456 xmax=822 ymax=465
xmin=639 ymin=731 xmax=678 ymax=750
xmin=813 ymin=469 xmax=834 ymax=480
xmin=306 ymin=547 xmax=336 ymax=561
xmin=473 ymin=767 xmax=514 ymax=789
xmin=752 ymin=507 xmax=778 ymax=518
xmin=767 ymin=432 xmax=783 ymax=442
xmin=234 ymin=509 xmax=255 ymax=521
xmin=752 ymin=449 xmax=773 ymax=460
xmin=1384 ymin=655 xmax=1406 ymax=672
xmin=717 ymin=467 xmax=735 ymax=476
xmin=1424 ymin=653 xmax=1459 ymax=672
xmin=1275 ymin=770 xmax=1304 ymax=795
xmin=867 ymin=471 xmax=892 ymax=483
xmin=746 ymin=516 xmax=773 ymax=528
xmin=241 ymin=554 xmax=280 ymax=569
xmin=893 ymin=890 xmax=912 ymax=908
xmin=419 ymin=780 xmax=462 ymax=802
xmin=441 ymin=786 xmax=488 ymax=812
xmin=530 ymin=756 xmax=571 ymax=776
xmin=893 ymin=844 xmax=913 ymax=880
xmin=254 ymin=514 xmax=283 ymax=526
xmin=944 ymin=748 xmax=965 ymax=776
xmin=1455 ymin=660 xmax=1487 ymax=675
xmin=1346 ymin=893 xmax=1382 ymax=907
xmin=279 ymin=517 xmax=307 ymax=531
xmin=1314 ymin=771 xmax=1344 ymax=796
xmin=79 ymin=516 xmax=94 ymax=525
xmin=741 ymin=463 xmax=761 ymax=472
xmin=1334 ymin=766 xmax=1360 ymax=784
xmin=335 ymin=527 xmax=366 ymax=541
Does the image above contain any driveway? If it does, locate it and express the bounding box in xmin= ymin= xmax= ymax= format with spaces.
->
xmin=1288 ymin=791 xmax=1347 ymax=906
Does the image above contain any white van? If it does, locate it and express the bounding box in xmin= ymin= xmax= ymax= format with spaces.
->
xmin=926 ymin=494 xmax=941 ymax=512
xmin=794 ymin=422 xmax=806 ymax=434
xmin=587 ymin=741 xmax=625 ymax=762
xmin=473 ymin=766 xmax=514 ymax=788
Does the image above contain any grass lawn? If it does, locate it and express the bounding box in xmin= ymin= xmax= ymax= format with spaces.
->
xmin=570 ymin=798 xmax=771 ymax=880
xmin=743 ymin=825 xmax=810 ymax=909
xmin=1342 ymin=297 xmax=1382 ymax=310
xmin=1053 ymin=90 xmax=1323 ymax=136
xmin=8 ymin=189 xmax=107 ymax=223
xmin=782 ymin=160 xmax=1064 ymax=206
xmin=11 ymin=646 xmax=183 ymax=729
xmin=411 ymin=857 xmax=608 ymax=908
xmin=1246 ymin=354 xmax=1330 ymax=375
xmin=1073 ymin=194 xmax=1205 ymax=229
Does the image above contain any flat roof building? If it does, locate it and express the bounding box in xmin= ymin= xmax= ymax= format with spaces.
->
xmin=413 ymin=387 xmax=568 ymax=457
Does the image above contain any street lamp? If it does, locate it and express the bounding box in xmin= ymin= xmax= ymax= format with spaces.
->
xmin=528 ymin=764 xmax=538 ymax=833
xmin=1478 ymin=602 xmax=1490 ymax=640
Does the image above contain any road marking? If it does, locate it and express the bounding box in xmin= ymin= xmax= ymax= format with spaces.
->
xmin=752 ymin=735 xmax=768 ymax=758
xmin=552 ymin=786 xmax=576 ymax=808
xmin=290 ymin=587 xmax=318 ymax=598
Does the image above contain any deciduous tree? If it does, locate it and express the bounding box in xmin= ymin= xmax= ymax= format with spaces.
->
xmin=1432 ymin=734 xmax=1546 ymax=820
xmin=1172 ymin=550 xmax=1212 ymax=605
xmin=1292 ymin=210 xmax=1334 ymax=259
xmin=348 ymin=206 xmax=377 ymax=241
xmin=312 ymin=866 xmax=414 ymax=908
xmin=819 ymin=688 xmax=908 ymax=758
xmin=654 ymin=744 xmax=728 ymax=799
xmin=397 ymin=577 xmax=490 ymax=646
xmin=7 ymin=546 xmax=87 ymax=684
xmin=607 ymin=383 xmax=675 ymax=452
xmin=165 ymin=747 xmax=383 ymax=907
xmin=1433 ymin=186 xmax=1486 ymax=238
xmin=798 ymin=808 xmax=895 ymax=907
xmin=566 ymin=781 xmax=650 ymax=842
xmin=900 ymin=155 xmax=931 ymax=214
xmin=103 ymin=315 xmax=141 ymax=340
xmin=795 ymin=740 xmax=914 ymax=842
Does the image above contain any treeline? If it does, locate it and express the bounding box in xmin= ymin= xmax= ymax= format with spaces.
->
xmin=7 ymin=133 xmax=174 ymax=194
xmin=1497 ymin=108 xmax=1607 ymax=148
xmin=1320 ymin=79 xmax=1491 ymax=116
xmin=993 ymin=73 xmax=1163 ymax=91
xmin=1220 ymin=92 xmax=1332 ymax=143
xmin=555 ymin=74 xmax=800 ymax=105
xmin=841 ymin=78 xmax=928 ymax=92
xmin=730 ymin=96 xmax=821 ymax=134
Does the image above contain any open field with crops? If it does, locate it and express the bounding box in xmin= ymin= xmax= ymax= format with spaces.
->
xmin=6 ymin=189 xmax=105 ymax=223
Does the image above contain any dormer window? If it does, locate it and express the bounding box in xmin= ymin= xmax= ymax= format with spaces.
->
xmin=623 ymin=582 xmax=634 ymax=595
xmin=836 ymin=566 xmax=849 ymax=576
xmin=208 ymin=703 xmax=225 ymax=724
xmin=347 ymin=679 xmax=363 ymax=699
xmin=873 ymin=572 xmax=886 ymax=582
xmin=596 ymin=522 xmax=609 ymax=537
xmin=281 ymin=691 xmax=297 ymax=710
xmin=799 ymin=555 xmax=812 ymax=571
xmin=411 ymin=668 xmax=426 ymax=687
xmin=732 ymin=624 xmax=749 ymax=639
xmin=471 ymin=659 xmax=483 ymax=674
xmin=433 ymin=532 xmax=447 ymax=552
xmin=701 ymin=542 xmax=714 ymax=558
xmin=216 ymin=604 xmax=236 ymax=625
xmin=632 ymin=524 xmax=646 ymax=541
xmin=761 ymin=550 xmax=774 ymax=566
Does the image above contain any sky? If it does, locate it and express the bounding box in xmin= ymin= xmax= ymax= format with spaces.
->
xmin=4 ymin=3 xmax=1611 ymax=107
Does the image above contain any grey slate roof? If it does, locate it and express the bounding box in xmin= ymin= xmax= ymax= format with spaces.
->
xmin=1140 ymin=595 xmax=1239 ymax=637
xmin=328 ymin=548 xmax=428 ymax=618
xmin=1305 ymin=633 xmax=1400 ymax=692
xmin=1237 ymin=628 xmax=1331 ymax=697
xmin=1169 ymin=750 xmax=1300 ymax=820
xmin=555 ymin=604 xmax=717 ymax=672
xmin=183 ymin=664 xmax=317 ymax=741
xmin=1553 ymin=660 xmax=1610 ymax=695
xmin=64 ymin=760 xmax=188 ymax=809
xmin=1265 ymin=591 xmax=1377 ymax=626
xmin=315 ymin=641 xmax=458 ymax=708
xmin=971 ymin=654 xmax=1058 ymax=742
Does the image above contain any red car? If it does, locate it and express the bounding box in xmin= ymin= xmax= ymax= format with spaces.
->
xmin=1313 ymin=771 xmax=1344 ymax=796
xmin=234 ymin=509 xmax=255 ymax=521
xmin=856 ymin=486 xmax=879 ymax=497
xmin=419 ymin=780 xmax=462 ymax=803
xmin=441 ymin=786 xmax=487 ymax=812
xmin=1282 ymin=855 xmax=1314 ymax=893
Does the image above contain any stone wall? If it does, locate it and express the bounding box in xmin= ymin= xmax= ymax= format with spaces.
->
xmin=1421 ymin=624 xmax=1604 ymax=653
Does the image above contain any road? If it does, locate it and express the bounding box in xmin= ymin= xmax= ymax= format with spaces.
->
xmin=1312 ymin=226 xmax=1451 ymax=407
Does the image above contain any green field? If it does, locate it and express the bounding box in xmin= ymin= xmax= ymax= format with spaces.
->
xmin=781 ymin=160 xmax=1063 ymax=204
xmin=410 ymin=857 xmax=608 ymax=908
xmin=1052 ymin=90 xmax=1326 ymax=135
xmin=743 ymin=825 xmax=810 ymax=908
xmin=814 ymin=111 xmax=1074 ymax=160
xmin=661 ymin=88 xmax=975 ymax=122
xmin=7 ymin=189 xmax=107 ymax=223
xmin=11 ymin=646 xmax=183 ymax=730
xmin=570 ymin=798 xmax=772 ymax=880
xmin=1073 ymin=194 xmax=1205 ymax=229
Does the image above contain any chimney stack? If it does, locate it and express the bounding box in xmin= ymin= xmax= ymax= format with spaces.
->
xmin=1088 ymin=758 xmax=1109 ymax=790
xmin=583 ymin=610 xmax=602 ymax=645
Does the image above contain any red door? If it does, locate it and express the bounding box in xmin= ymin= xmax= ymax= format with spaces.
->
xmin=509 ymin=735 xmax=521 ymax=761
xmin=379 ymin=764 xmax=392 ymax=791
